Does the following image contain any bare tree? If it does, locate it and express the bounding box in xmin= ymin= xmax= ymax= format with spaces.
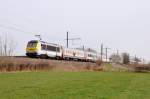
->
xmin=122 ymin=53 xmax=130 ymax=64
xmin=0 ymin=36 xmax=3 ymax=56
xmin=8 ymin=38 xmax=16 ymax=56
xmin=4 ymin=33 xmax=7 ymax=56
xmin=0 ymin=33 xmax=16 ymax=56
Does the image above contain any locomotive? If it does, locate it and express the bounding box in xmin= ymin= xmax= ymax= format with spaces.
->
xmin=26 ymin=40 xmax=101 ymax=62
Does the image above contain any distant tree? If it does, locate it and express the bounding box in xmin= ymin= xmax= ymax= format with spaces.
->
xmin=109 ymin=54 xmax=121 ymax=63
xmin=0 ymin=33 xmax=16 ymax=56
xmin=0 ymin=36 xmax=2 ymax=56
xmin=122 ymin=53 xmax=130 ymax=64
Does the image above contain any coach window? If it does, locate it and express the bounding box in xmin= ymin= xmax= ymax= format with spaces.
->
xmin=41 ymin=44 xmax=47 ymax=50
xmin=47 ymin=45 xmax=56 ymax=51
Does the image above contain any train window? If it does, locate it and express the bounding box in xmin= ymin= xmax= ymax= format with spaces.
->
xmin=47 ymin=45 xmax=60 ymax=52
xmin=41 ymin=44 xmax=47 ymax=50
xmin=47 ymin=45 xmax=55 ymax=51
xmin=27 ymin=42 xmax=37 ymax=48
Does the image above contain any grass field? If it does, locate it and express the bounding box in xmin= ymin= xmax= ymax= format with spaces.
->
xmin=0 ymin=72 xmax=150 ymax=99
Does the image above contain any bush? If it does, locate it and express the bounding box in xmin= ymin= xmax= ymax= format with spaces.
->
xmin=130 ymin=63 xmax=150 ymax=73
xmin=96 ymin=59 xmax=102 ymax=66
xmin=134 ymin=66 xmax=150 ymax=73
xmin=0 ymin=57 xmax=54 ymax=72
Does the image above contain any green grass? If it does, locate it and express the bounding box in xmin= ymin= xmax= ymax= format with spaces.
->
xmin=0 ymin=72 xmax=150 ymax=99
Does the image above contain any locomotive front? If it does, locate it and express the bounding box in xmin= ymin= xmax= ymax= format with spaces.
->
xmin=26 ymin=40 xmax=41 ymax=57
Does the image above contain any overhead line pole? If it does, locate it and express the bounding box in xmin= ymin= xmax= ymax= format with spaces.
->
xmin=105 ymin=47 xmax=111 ymax=62
xmin=105 ymin=48 xmax=108 ymax=62
xmin=66 ymin=31 xmax=81 ymax=48
xmin=117 ymin=49 xmax=119 ymax=55
xmin=101 ymin=43 xmax=103 ymax=61
xmin=67 ymin=31 xmax=69 ymax=48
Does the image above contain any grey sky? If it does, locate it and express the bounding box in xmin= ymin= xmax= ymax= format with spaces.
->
xmin=0 ymin=0 xmax=150 ymax=60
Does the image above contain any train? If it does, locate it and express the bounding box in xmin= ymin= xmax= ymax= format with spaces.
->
xmin=26 ymin=40 xmax=101 ymax=62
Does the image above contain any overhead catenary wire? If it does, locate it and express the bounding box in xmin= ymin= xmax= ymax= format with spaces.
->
xmin=0 ymin=24 xmax=35 ymax=35
xmin=0 ymin=24 xmax=43 ymax=41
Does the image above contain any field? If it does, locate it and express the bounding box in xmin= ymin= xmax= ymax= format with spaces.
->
xmin=0 ymin=72 xmax=150 ymax=99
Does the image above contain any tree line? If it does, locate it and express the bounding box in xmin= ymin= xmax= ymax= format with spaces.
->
xmin=109 ymin=53 xmax=141 ymax=64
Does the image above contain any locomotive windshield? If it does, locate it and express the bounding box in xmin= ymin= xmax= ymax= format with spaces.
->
xmin=27 ymin=41 xmax=38 ymax=48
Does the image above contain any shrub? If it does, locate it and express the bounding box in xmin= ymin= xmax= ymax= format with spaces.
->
xmin=130 ymin=63 xmax=150 ymax=73
xmin=134 ymin=66 xmax=150 ymax=73
xmin=0 ymin=57 xmax=53 ymax=72
xmin=96 ymin=59 xmax=102 ymax=66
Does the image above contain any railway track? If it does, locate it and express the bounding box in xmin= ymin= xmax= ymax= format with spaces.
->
xmin=13 ymin=56 xmax=98 ymax=64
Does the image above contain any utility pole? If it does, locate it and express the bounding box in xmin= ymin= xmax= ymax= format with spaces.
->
xmin=117 ymin=49 xmax=119 ymax=55
xmin=4 ymin=33 xmax=7 ymax=56
xmin=65 ymin=31 xmax=81 ymax=48
xmin=67 ymin=31 xmax=69 ymax=48
xmin=83 ymin=45 xmax=85 ymax=51
xmin=143 ymin=58 xmax=145 ymax=64
xmin=101 ymin=44 xmax=103 ymax=61
xmin=105 ymin=47 xmax=111 ymax=62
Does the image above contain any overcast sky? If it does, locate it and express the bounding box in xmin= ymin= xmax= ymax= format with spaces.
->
xmin=0 ymin=0 xmax=150 ymax=61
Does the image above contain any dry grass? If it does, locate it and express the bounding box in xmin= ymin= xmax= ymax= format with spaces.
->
xmin=0 ymin=57 xmax=102 ymax=72
xmin=0 ymin=57 xmax=54 ymax=72
xmin=2 ymin=57 xmax=149 ymax=73
xmin=96 ymin=59 xmax=103 ymax=66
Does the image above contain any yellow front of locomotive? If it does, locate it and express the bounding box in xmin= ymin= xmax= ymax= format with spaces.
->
xmin=26 ymin=40 xmax=41 ymax=57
